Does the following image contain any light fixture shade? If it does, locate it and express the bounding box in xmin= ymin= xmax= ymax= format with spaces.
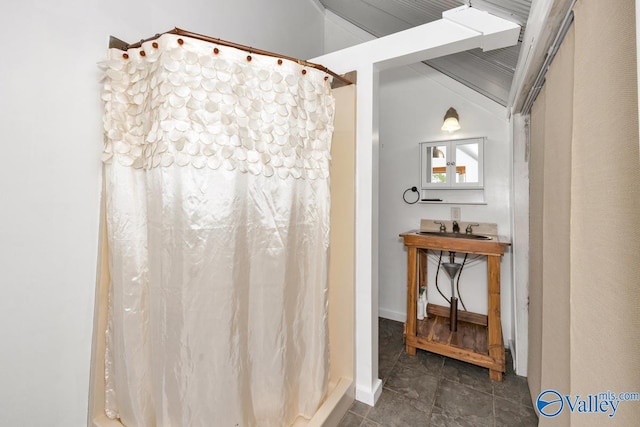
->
xmin=441 ymin=107 xmax=460 ymax=132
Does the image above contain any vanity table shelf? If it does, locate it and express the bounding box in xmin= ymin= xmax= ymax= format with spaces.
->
xmin=399 ymin=230 xmax=511 ymax=381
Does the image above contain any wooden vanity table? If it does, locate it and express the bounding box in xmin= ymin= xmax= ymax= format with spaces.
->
xmin=400 ymin=231 xmax=511 ymax=381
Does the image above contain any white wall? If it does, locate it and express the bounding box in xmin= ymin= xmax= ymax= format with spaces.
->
xmin=0 ymin=1 xmax=325 ymax=425
xmin=377 ymin=63 xmax=514 ymax=342
xmin=324 ymin=10 xmax=376 ymax=52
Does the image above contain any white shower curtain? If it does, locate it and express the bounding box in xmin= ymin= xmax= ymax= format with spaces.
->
xmin=100 ymin=33 xmax=335 ymax=427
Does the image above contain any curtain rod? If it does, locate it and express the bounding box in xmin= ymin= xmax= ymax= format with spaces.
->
xmin=114 ymin=27 xmax=353 ymax=87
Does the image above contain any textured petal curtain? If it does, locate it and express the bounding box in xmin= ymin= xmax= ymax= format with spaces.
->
xmin=100 ymin=33 xmax=335 ymax=427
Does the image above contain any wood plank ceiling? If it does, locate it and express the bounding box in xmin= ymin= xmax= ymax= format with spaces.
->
xmin=320 ymin=0 xmax=532 ymax=105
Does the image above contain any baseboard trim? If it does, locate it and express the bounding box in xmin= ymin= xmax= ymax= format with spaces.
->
xmin=378 ymin=308 xmax=406 ymax=323
xmin=355 ymin=378 xmax=383 ymax=406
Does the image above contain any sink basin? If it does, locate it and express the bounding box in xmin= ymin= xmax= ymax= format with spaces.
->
xmin=417 ymin=231 xmax=492 ymax=240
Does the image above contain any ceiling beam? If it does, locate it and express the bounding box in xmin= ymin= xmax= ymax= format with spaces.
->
xmin=314 ymin=5 xmax=520 ymax=72
xmin=443 ymin=5 xmax=520 ymax=51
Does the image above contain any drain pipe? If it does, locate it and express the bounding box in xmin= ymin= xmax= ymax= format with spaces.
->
xmin=442 ymin=252 xmax=462 ymax=332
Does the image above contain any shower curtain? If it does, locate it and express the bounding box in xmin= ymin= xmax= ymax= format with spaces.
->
xmin=100 ymin=33 xmax=335 ymax=427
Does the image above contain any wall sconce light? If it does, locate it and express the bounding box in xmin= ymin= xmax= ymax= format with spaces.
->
xmin=441 ymin=107 xmax=460 ymax=132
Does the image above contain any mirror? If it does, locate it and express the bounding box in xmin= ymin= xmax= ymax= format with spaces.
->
xmin=425 ymin=145 xmax=447 ymax=184
xmin=454 ymin=141 xmax=479 ymax=184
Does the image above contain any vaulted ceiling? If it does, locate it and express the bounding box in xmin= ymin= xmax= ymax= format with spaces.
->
xmin=319 ymin=0 xmax=532 ymax=106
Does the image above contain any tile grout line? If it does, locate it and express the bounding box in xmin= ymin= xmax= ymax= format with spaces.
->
xmin=492 ymin=376 xmax=497 ymax=427
xmin=441 ymin=374 xmax=495 ymax=398
xmin=426 ymin=358 xmax=445 ymax=426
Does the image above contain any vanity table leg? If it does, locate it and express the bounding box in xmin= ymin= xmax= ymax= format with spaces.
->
xmin=487 ymin=255 xmax=504 ymax=381
xmin=406 ymin=246 xmax=417 ymax=355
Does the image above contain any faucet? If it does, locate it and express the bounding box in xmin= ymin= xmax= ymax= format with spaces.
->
xmin=434 ymin=221 xmax=446 ymax=233
xmin=452 ymin=221 xmax=460 ymax=233
xmin=465 ymin=223 xmax=479 ymax=234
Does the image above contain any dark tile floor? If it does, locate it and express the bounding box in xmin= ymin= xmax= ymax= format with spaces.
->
xmin=338 ymin=318 xmax=538 ymax=427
